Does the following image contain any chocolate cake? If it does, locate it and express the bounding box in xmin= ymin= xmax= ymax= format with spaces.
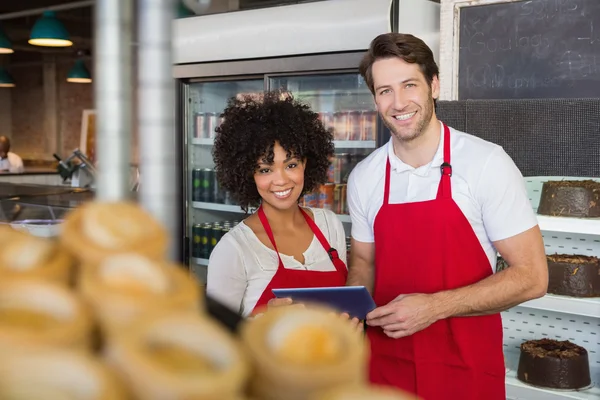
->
xmin=537 ymin=180 xmax=600 ymax=218
xmin=517 ymin=339 xmax=591 ymax=390
xmin=547 ymin=254 xmax=600 ymax=297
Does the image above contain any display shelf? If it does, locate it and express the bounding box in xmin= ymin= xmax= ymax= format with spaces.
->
xmin=537 ymin=215 xmax=600 ymax=235
xmin=519 ymin=295 xmax=600 ymax=319
xmin=191 ymin=137 xmax=376 ymax=149
xmin=506 ymin=369 xmax=600 ymax=400
xmin=192 ymin=201 xmax=351 ymax=222
xmin=192 ymin=257 xmax=209 ymax=266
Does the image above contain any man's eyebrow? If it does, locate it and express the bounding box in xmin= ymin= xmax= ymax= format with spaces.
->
xmin=374 ymin=78 xmax=418 ymax=92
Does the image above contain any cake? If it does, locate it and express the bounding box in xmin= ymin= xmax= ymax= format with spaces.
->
xmin=537 ymin=180 xmax=600 ymax=218
xmin=547 ymin=254 xmax=600 ymax=297
xmin=517 ymin=339 xmax=591 ymax=389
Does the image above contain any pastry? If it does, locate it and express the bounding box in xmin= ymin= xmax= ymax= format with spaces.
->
xmin=0 ymin=346 xmax=126 ymax=400
xmin=78 ymin=253 xmax=201 ymax=331
xmin=0 ymin=227 xmax=73 ymax=285
xmin=314 ymin=385 xmax=420 ymax=399
xmin=60 ymin=201 xmax=168 ymax=265
xmin=537 ymin=180 xmax=600 ymax=218
xmin=517 ymin=339 xmax=591 ymax=389
xmin=104 ymin=312 xmax=248 ymax=400
xmin=547 ymin=254 xmax=600 ymax=297
xmin=0 ymin=279 xmax=93 ymax=351
xmin=240 ymin=305 xmax=368 ymax=400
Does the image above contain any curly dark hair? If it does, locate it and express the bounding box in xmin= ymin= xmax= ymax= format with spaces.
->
xmin=212 ymin=91 xmax=334 ymax=212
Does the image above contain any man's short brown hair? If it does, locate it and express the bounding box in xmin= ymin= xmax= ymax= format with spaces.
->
xmin=359 ymin=33 xmax=439 ymax=95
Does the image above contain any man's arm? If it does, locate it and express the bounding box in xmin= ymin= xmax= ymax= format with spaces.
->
xmin=432 ymin=224 xmax=548 ymax=318
xmin=346 ymin=239 xmax=375 ymax=293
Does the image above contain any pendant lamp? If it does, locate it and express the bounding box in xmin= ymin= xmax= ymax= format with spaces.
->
xmin=0 ymin=67 xmax=15 ymax=88
xmin=29 ymin=11 xmax=73 ymax=47
xmin=0 ymin=27 xmax=13 ymax=54
xmin=67 ymin=59 xmax=91 ymax=83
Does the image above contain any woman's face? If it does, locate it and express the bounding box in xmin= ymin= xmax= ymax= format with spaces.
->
xmin=254 ymin=141 xmax=305 ymax=211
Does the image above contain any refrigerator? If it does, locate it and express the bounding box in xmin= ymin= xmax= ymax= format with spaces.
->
xmin=175 ymin=52 xmax=392 ymax=285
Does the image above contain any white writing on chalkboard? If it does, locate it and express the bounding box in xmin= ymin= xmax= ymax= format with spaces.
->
xmin=458 ymin=0 xmax=600 ymax=99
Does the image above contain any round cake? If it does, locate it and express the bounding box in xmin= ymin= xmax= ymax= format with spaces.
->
xmin=537 ymin=180 xmax=600 ymax=218
xmin=547 ymin=254 xmax=600 ymax=297
xmin=517 ymin=339 xmax=591 ymax=389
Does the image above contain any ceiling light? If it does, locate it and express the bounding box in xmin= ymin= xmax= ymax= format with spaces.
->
xmin=67 ymin=59 xmax=91 ymax=83
xmin=0 ymin=67 xmax=15 ymax=88
xmin=0 ymin=27 xmax=13 ymax=54
xmin=29 ymin=10 xmax=73 ymax=47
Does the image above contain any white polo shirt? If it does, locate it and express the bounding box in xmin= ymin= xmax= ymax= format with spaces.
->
xmin=347 ymin=124 xmax=538 ymax=270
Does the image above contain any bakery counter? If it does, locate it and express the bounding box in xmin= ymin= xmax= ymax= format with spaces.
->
xmin=0 ymin=169 xmax=65 ymax=186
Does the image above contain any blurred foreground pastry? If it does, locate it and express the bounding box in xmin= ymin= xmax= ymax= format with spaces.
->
xmin=60 ymin=201 xmax=168 ymax=265
xmin=0 ymin=226 xmax=72 ymax=285
xmin=241 ymin=305 xmax=368 ymax=400
xmin=0 ymin=279 xmax=93 ymax=351
xmin=314 ymin=385 xmax=421 ymax=400
xmin=0 ymin=346 xmax=126 ymax=400
xmin=78 ymin=253 xmax=201 ymax=331
xmin=105 ymin=312 xmax=248 ymax=400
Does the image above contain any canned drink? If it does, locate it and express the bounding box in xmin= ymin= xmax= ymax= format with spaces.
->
xmin=348 ymin=111 xmax=362 ymax=141
xmin=318 ymin=112 xmax=334 ymax=130
xmin=191 ymin=169 xmax=202 ymax=202
xmin=333 ymin=111 xmax=349 ymax=140
xmin=335 ymin=153 xmax=351 ymax=184
xmin=194 ymin=113 xmax=205 ymax=139
xmin=192 ymin=224 xmax=203 ymax=258
xmin=361 ymin=110 xmax=377 ymax=140
xmin=199 ymin=168 xmax=214 ymax=202
xmin=209 ymin=225 xmax=225 ymax=256
xmin=334 ymin=184 xmax=347 ymax=214
xmin=224 ymin=191 xmax=235 ymax=205
xmin=213 ymin=171 xmax=224 ymax=204
xmin=204 ymin=112 xmax=218 ymax=139
xmin=318 ymin=184 xmax=335 ymax=210
xmin=200 ymin=223 xmax=212 ymax=259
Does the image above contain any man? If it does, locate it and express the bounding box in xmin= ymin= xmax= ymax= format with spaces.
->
xmin=347 ymin=33 xmax=548 ymax=399
xmin=0 ymin=136 xmax=24 ymax=173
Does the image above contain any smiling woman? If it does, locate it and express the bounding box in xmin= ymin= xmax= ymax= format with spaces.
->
xmin=207 ymin=91 xmax=350 ymax=318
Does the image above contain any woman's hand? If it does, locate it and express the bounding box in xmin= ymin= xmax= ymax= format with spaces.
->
xmin=340 ymin=312 xmax=365 ymax=334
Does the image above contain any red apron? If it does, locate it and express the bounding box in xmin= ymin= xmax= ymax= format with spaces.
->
xmin=251 ymin=206 xmax=348 ymax=315
xmin=367 ymin=123 xmax=505 ymax=399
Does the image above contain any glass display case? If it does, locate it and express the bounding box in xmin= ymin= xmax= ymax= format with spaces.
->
xmin=178 ymin=53 xmax=389 ymax=284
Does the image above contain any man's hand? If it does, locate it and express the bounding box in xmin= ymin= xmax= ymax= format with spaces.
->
xmin=366 ymin=293 xmax=439 ymax=338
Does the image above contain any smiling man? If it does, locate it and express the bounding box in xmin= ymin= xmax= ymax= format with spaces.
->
xmin=346 ymin=33 xmax=549 ymax=399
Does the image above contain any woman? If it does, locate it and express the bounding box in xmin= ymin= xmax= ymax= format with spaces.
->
xmin=207 ymin=91 xmax=347 ymax=318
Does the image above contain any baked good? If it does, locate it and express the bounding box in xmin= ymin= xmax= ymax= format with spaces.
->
xmin=517 ymin=339 xmax=591 ymax=389
xmin=547 ymin=254 xmax=599 ymax=297
xmin=78 ymin=253 xmax=201 ymax=332
xmin=240 ymin=305 xmax=368 ymax=400
xmin=0 ymin=279 xmax=93 ymax=351
xmin=314 ymin=385 xmax=420 ymax=400
xmin=0 ymin=347 xmax=126 ymax=399
xmin=104 ymin=312 xmax=248 ymax=400
xmin=537 ymin=180 xmax=600 ymax=218
xmin=0 ymin=227 xmax=73 ymax=285
xmin=60 ymin=201 xmax=168 ymax=265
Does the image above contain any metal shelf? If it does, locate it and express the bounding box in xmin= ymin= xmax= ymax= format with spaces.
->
xmin=506 ymin=369 xmax=600 ymax=400
xmin=537 ymin=215 xmax=600 ymax=236
xmin=519 ymin=294 xmax=600 ymax=319
xmin=192 ymin=257 xmax=209 ymax=266
xmin=191 ymin=137 xmax=376 ymax=149
xmin=192 ymin=201 xmax=351 ymax=222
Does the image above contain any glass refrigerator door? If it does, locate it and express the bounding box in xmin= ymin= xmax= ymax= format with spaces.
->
xmin=268 ymin=72 xmax=379 ymax=224
xmin=186 ymin=78 xmax=264 ymax=284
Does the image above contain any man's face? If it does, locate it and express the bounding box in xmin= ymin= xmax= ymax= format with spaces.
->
xmin=371 ymin=57 xmax=439 ymax=143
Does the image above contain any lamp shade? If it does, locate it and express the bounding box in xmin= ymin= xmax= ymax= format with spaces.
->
xmin=0 ymin=67 xmax=15 ymax=88
xmin=67 ymin=59 xmax=91 ymax=83
xmin=0 ymin=27 xmax=13 ymax=54
xmin=176 ymin=2 xmax=195 ymax=18
xmin=29 ymin=10 xmax=73 ymax=47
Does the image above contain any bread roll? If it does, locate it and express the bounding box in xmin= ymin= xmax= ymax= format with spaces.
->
xmin=0 ymin=346 xmax=126 ymax=400
xmin=104 ymin=311 xmax=248 ymax=400
xmin=60 ymin=201 xmax=168 ymax=265
xmin=78 ymin=253 xmax=201 ymax=332
xmin=0 ymin=279 xmax=93 ymax=351
xmin=240 ymin=305 xmax=369 ymax=400
xmin=0 ymin=226 xmax=72 ymax=285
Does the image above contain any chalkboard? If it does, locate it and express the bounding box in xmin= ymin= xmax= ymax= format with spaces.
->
xmin=458 ymin=0 xmax=600 ymax=100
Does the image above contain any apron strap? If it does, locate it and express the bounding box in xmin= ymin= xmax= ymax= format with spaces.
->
xmin=436 ymin=123 xmax=453 ymax=200
xmin=299 ymin=208 xmax=345 ymax=274
xmin=383 ymin=158 xmax=392 ymax=205
xmin=257 ymin=206 xmax=284 ymax=268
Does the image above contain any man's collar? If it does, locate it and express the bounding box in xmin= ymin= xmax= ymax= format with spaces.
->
xmin=387 ymin=124 xmax=445 ymax=176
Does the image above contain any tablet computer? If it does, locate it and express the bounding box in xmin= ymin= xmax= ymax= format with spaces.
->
xmin=272 ymin=286 xmax=376 ymax=320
